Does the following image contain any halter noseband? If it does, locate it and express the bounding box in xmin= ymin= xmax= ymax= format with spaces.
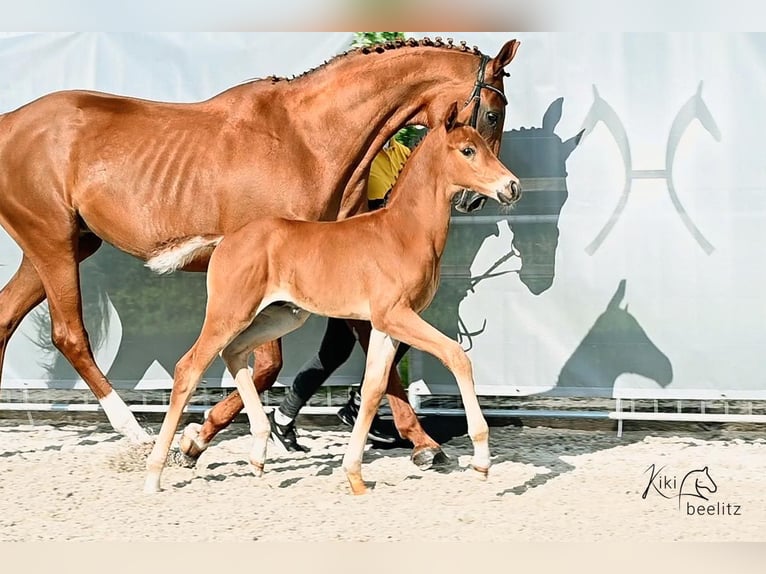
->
xmin=465 ymin=54 xmax=508 ymax=128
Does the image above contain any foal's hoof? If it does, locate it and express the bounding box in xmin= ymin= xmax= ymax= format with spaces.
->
xmin=143 ymin=475 xmax=162 ymax=494
xmin=469 ymin=464 xmax=489 ymax=480
xmin=179 ymin=423 xmax=208 ymax=463
xmin=250 ymin=461 xmax=265 ymax=478
xmin=411 ymin=446 xmax=450 ymax=471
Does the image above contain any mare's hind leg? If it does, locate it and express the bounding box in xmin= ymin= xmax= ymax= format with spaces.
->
xmin=0 ymin=256 xmax=47 ymax=379
xmin=342 ymin=328 xmax=399 ymax=495
xmin=376 ymin=307 xmax=491 ymax=477
xmin=0 ymin=235 xmax=102 ymax=381
xmin=179 ymin=339 xmax=282 ymax=460
xmin=0 ymin=233 xmax=150 ymax=443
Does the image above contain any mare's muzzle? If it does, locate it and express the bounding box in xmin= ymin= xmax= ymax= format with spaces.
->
xmin=453 ymin=189 xmax=487 ymax=213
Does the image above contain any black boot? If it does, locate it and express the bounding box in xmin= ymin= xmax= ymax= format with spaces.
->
xmin=337 ymin=388 xmax=397 ymax=444
xmin=268 ymin=410 xmax=308 ymax=453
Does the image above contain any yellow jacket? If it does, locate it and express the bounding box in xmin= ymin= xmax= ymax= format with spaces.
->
xmin=367 ymin=138 xmax=412 ymax=201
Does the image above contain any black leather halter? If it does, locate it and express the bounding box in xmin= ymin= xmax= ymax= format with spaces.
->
xmin=465 ymin=54 xmax=508 ymax=128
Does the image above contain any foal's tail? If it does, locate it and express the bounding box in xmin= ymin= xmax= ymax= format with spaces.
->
xmin=146 ymin=234 xmax=223 ymax=274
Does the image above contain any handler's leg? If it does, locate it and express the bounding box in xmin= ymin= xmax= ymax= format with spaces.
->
xmin=269 ymin=318 xmax=357 ymax=452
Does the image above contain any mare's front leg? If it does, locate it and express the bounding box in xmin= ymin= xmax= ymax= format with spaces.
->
xmin=376 ymin=307 xmax=490 ymax=477
xmin=342 ymin=328 xmax=399 ymax=495
xmin=180 ymin=339 xmax=283 ymax=460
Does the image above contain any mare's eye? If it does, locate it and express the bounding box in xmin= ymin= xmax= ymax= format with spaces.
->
xmin=461 ymin=146 xmax=476 ymax=158
xmin=486 ymin=111 xmax=499 ymax=126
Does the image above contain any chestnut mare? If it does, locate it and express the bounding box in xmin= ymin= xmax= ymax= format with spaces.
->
xmin=0 ymin=37 xmax=519 ymax=465
xmin=144 ymin=102 xmax=521 ymax=494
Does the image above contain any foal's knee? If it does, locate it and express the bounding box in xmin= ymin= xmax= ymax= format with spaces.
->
xmin=444 ymin=342 xmax=472 ymax=378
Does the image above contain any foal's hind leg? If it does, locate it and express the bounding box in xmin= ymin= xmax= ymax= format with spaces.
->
xmin=376 ymin=307 xmax=491 ymax=477
xmin=179 ymin=339 xmax=282 ymax=460
xmin=220 ymin=346 xmax=271 ymax=477
xmin=145 ymin=335 xmax=224 ymax=492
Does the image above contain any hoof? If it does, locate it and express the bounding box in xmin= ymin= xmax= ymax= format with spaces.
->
xmin=411 ymin=446 xmax=450 ymax=471
xmin=469 ymin=464 xmax=489 ymax=479
xmin=179 ymin=423 xmax=208 ymax=460
xmin=251 ymin=461 xmax=265 ymax=478
xmin=347 ymin=478 xmax=368 ymax=496
xmin=143 ymin=475 xmax=162 ymax=494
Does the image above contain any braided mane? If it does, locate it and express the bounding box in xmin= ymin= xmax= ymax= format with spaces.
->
xmin=259 ymin=36 xmax=485 ymax=84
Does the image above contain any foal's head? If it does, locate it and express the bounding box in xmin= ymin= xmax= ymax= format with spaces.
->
xmin=439 ymin=102 xmax=521 ymax=208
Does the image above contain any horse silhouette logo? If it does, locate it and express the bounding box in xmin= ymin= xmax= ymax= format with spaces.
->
xmin=580 ymin=82 xmax=721 ymax=255
xmin=642 ymin=464 xmax=719 ymax=509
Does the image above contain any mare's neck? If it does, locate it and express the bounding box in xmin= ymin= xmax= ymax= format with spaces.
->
xmin=270 ymin=47 xmax=477 ymax=216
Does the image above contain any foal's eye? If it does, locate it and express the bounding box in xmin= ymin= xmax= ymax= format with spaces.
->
xmin=461 ymin=146 xmax=476 ymax=158
xmin=486 ymin=111 xmax=499 ymax=126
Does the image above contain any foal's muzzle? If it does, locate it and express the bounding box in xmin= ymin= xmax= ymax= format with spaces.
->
xmin=497 ymin=180 xmax=521 ymax=206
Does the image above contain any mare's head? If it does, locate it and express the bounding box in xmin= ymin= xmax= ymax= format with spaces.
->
xmin=437 ymin=102 xmax=521 ymax=208
xmin=443 ymin=38 xmax=520 ymax=212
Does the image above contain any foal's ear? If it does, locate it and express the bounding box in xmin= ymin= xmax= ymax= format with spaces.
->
xmin=488 ymin=39 xmax=520 ymax=79
xmin=444 ymin=101 xmax=459 ymax=132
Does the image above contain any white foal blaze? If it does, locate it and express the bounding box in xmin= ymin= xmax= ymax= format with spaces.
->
xmin=99 ymin=391 xmax=152 ymax=444
xmin=145 ymin=235 xmax=222 ymax=275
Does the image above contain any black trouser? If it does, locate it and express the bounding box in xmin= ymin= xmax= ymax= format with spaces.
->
xmin=279 ymin=317 xmax=410 ymax=419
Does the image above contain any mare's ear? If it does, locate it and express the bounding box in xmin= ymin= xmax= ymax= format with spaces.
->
xmin=444 ymin=101 xmax=459 ymax=132
xmin=488 ymin=39 xmax=520 ymax=79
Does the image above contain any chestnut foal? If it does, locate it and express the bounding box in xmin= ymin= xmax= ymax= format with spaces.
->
xmin=144 ymin=102 xmax=520 ymax=494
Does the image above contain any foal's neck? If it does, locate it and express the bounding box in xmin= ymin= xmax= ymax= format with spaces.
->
xmin=382 ymin=137 xmax=456 ymax=257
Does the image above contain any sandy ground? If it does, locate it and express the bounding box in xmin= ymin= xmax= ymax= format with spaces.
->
xmin=0 ymin=416 xmax=764 ymax=542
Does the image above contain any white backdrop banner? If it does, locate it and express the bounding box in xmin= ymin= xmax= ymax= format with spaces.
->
xmin=1 ymin=33 xmax=764 ymax=400
xmin=412 ymin=32 xmax=766 ymax=400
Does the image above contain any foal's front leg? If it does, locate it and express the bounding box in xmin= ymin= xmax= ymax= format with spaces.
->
xmin=378 ymin=307 xmax=491 ymax=476
xmin=342 ymin=328 xmax=399 ymax=495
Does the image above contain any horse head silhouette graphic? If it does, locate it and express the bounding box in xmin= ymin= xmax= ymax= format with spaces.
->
xmin=678 ymin=466 xmax=718 ymax=508
xmin=499 ymin=97 xmax=583 ymax=295
xmin=553 ymin=279 xmax=673 ymax=394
